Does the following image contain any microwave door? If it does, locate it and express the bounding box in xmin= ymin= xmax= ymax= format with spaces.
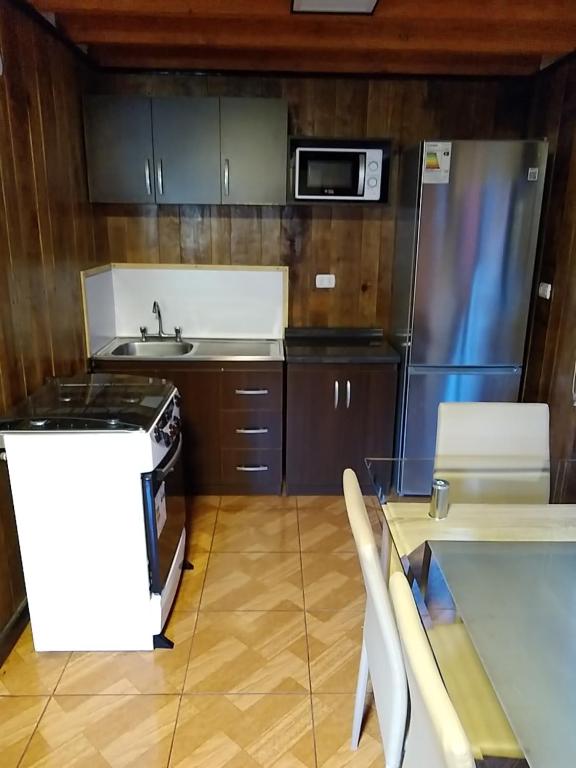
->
xmin=296 ymin=149 xmax=362 ymax=199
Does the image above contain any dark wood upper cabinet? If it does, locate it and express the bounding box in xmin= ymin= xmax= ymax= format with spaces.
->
xmin=220 ymin=98 xmax=288 ymax=205
xmin=285 ymin=363 xmax=397 ymax=494
xmin=84 ymin=96 xmax=287 ymax=205
xmin=152 ymin=97 xmax=221 ymax=204
xmin=84 ymin=95 xmax=155 ymax=204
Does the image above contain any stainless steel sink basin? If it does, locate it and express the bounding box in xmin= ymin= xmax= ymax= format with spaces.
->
xmin=111 ymin=341 xmax=194 ymax=357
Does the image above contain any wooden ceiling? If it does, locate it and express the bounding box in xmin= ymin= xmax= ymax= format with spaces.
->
xmin=30 ymin=0 xmax=576 ymax=76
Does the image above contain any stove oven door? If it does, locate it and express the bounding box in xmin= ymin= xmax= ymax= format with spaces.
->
xmin=141 ymin=435 xmax=186 ymax=595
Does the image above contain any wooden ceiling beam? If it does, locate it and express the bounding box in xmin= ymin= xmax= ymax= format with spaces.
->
xmin=90 ymin=45 xmax=541 ymax=77
xmin=57 ymin=14 xmax=576 ymax=56
xmin=33 ymin=0 xmax=576 ymax=24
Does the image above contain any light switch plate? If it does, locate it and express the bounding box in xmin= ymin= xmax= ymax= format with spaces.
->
xmin=315 ymin=274 xmax=336 ymax=289
xmin=538 ymin=282 xmax=552 ymax=300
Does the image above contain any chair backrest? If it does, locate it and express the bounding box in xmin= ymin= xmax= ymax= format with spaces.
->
xmin=434 ymin=402 xmax=550 ymax=503
xmin=343 ymin=468 xmax=408 ymax=768
xmin=389 ymin=571 xmax=475 ymax=768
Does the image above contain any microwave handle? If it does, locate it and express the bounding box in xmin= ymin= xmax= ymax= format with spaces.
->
xmin=357 ymin=153 xmax=366 ymax=196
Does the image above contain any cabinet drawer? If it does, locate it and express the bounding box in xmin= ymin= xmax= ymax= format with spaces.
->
xmin=221 ymin=449 xmax=282 ymax=493
xmin=220 ymin=411 xmax=281 ymax=450
xmin=221 ymin=372 xmax=282 ymax=411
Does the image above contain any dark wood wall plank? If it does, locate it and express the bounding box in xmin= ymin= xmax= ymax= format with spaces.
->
xmin=91 ymin=72 xmax=534 ymax=329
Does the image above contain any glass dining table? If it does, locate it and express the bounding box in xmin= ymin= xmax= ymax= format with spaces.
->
xmin=363 ymin=456 xmax=576 ymax=768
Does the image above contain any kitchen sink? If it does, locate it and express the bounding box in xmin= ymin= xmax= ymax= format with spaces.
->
xmin=111 ymin=341 xmax=194 ymax=357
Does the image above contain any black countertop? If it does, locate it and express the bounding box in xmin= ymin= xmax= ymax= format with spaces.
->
xmin=284 ymin=328 xmax=400 ymax=364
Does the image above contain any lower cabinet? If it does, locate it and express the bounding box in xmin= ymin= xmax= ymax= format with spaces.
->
xmin=92 ymin=359 xmax=283 ymax=494
xmin=285 ymin=363 xmax=397 ymax=494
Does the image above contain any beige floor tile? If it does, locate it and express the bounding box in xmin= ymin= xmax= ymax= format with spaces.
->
xmin=299 ymin=508 xmax=356 ymax=553
xmin=173 ymin=553 xmax=210 ymax=611
xmin=299 ymin=506 xmax=381 ymax=553
xmin=307 ymin=610 xmax=364 ymax=693
xmin=201 ymin=553 xmax=304 ymax=611
xmin=186 ymin=510 xmax=217 ymax=553
xmin=187 ymin=495 xmax=220 ymax=514
xmin=313 ymin=694 xmax=383 ymax=767
xmin=0 ymin=696 xmax=49 ymax=767
xmin=220 ymin=495 xmax=297 ymax=512
xmin=20 ymin=694 xmax=179 ymax=768
xmin=302 ymin=553 xmax=365 ymax=612
xmin=297 ymin=496 xmax=349 ymax=513
xmin=0 ymin=625 xmax=71 ymax=695
xmin=55 ymin=612 xmax=197 ymax=695
xmin=170 ymin=694 xmax=316 ymax=767
xmin=213 ymin=510 xmax=299 ymax=553
xmin=185 ymin=611 xmax=308 ymax=694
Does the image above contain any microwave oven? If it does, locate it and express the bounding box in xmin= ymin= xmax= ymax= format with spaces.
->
xmin=292 ymin=139 xmax=390 ymax=202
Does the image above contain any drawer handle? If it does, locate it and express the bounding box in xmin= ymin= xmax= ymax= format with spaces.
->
xmin=235 ymin=428 xmax=269 ymax=434
xmin=236 ymin=465 xmax=269 ymax=472
xmin=235 ymin=389 xmax=269 ymax=396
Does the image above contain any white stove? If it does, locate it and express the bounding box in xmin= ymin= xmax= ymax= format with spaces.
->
xmin=0 ymin=374 xmax=188 ymax=651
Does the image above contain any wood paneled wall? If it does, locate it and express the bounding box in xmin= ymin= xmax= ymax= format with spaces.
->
xmin=524 ymin=56 xmax=576 ymax=459
xmin=91 ymin=73 xmax=533 ymax=329
xmin=0 ymin=1 xmax=97 ymax=415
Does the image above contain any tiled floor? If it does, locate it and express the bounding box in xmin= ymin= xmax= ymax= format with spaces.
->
xmin=0 ymin=495 xmax=383 ymax=768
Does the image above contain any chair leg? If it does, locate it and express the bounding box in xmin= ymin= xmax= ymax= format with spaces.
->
xmin=351 ymin=640 xmax=369 ymax=750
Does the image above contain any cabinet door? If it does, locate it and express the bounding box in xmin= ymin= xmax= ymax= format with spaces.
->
xmin=220 ymin=98 xmax=287 ymax=204
xmin=286 ymin=365 xmax=346 ymax=494
xmin=168 ymin=370 xmax=221 ymax=492
xmin=152 ymin=98 xmax=221 ymax=204
xmin=342 ymin=366 xmax=397 ymax=491
xmin=84 ymin=95 xmax=154 ymax=203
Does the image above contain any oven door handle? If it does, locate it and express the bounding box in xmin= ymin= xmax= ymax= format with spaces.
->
xmin=154 ymin=434 xmax=183 ymax=483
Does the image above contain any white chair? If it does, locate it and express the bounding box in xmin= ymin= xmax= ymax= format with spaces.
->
xmin=343 ymin=467 xmax=408 ymax=768
xmin=344 ymin=468 xmax=522 ymax=763
xmin=389 ymin=570 xmax=475 ymax=768
xmin=434 ymin=402 xmax=550 ymax=503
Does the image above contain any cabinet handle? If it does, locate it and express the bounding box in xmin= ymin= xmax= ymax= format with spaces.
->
xmin=235 ymin=388 xmax=268 ymax=396
xmin=346 ymin=379 xmax=351 ymax=409
xmin=334 ymin=380 xmax=339 ymax=410
xmin=145 ymin=159 xmax=152 ymax=195
xmin=236 ymin=428 xmax=269 ymax=434
xmin=236 ymin=465 xmax=269 ymax=472
xmin=157 ymin=159 xmax=164 ymax=195
xmin=224 ymin=158 xmax=230 ymax=196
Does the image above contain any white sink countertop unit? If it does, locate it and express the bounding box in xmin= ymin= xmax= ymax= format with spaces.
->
xmin=81 ymin=263 xmax=289 ymax=357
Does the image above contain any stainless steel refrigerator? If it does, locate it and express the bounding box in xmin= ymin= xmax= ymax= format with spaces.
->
xmin=391 ymin=140 xmax=548 ymax=494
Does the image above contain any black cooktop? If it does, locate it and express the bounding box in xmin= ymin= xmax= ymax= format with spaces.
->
xmin=0 ymin=373 xmax=175 ymax=432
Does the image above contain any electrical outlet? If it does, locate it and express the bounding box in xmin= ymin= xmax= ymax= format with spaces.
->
xmin=315 ymin=274 xmax=336 ymax=289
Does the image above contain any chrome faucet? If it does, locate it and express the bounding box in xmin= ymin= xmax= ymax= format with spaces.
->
xmin=152 ymin=301 xmax=165 ymax=337
xmin=139 ymin=301 xmax=183 ymax=342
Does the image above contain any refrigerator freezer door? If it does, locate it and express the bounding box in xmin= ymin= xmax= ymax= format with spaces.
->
xmin=411 ymin=140 xmax=547 ymax=367
xmin=400 ymin=366 xmax=522 ymax=495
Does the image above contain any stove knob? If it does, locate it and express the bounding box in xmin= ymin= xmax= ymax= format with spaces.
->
xmin=162 ymin=432 xmax=171 ymax=447
xmin=154 ymin=427 xmax=162 ymax=444
xmin=173 ymin=416 xmax=181 ymax=428
xmin=174 ymin=394 xmax=182 ymax=407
